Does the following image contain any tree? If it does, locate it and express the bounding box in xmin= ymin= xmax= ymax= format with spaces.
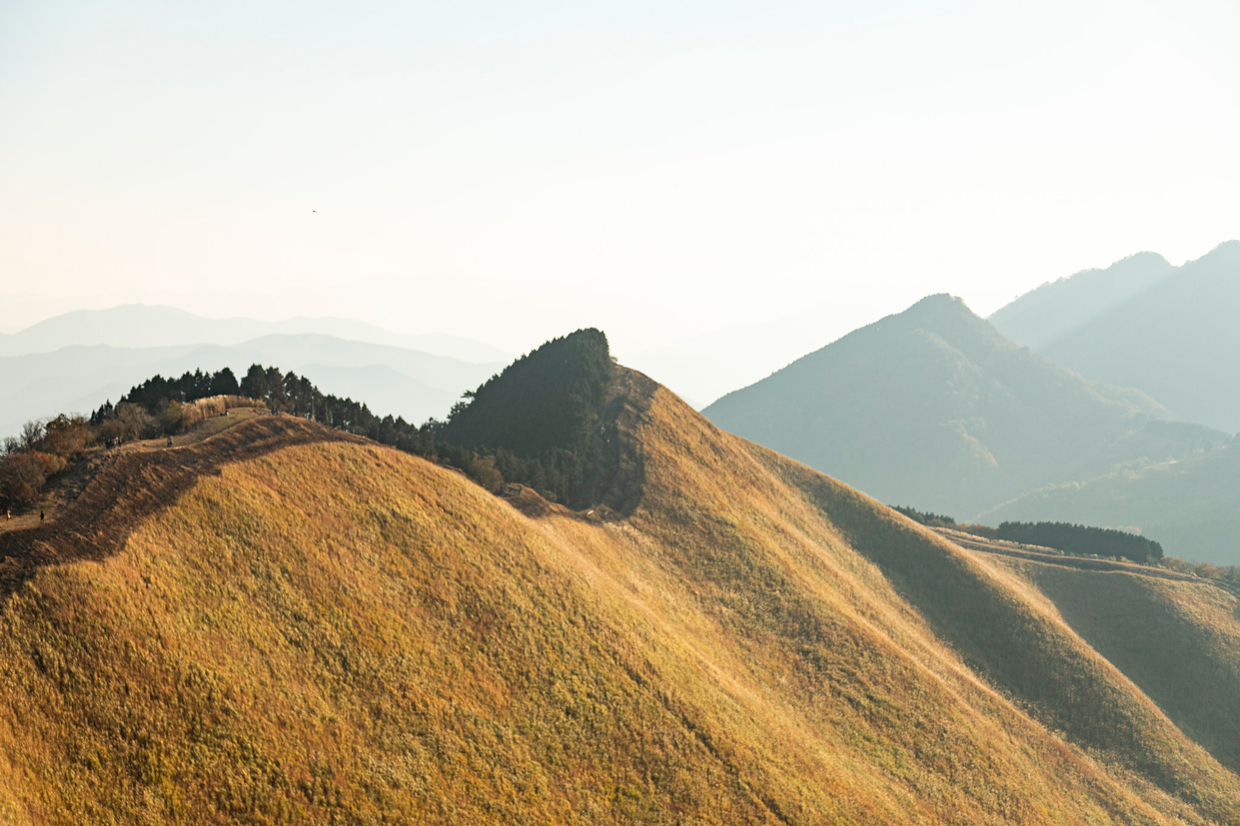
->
xmin=210 ymin=367 xmax=240 ymax=396
xmin=20 ymin=419 xmax=44 ymax=451
xmin=265 ymin=366 xmax=287 ymax=410
xmin=239 ymin=364 xmax=268 ymax=400
xmin=0 ymin=452 xmax=47 ymax=509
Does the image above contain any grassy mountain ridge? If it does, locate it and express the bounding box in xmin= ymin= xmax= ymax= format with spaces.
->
xmin=703 ymin=293 xmax=1168 ymax=517
xmin=977 ymin=553 xmax=1240 ymax=776
xmin=0 ymin=368 xmax=1237 ymax=822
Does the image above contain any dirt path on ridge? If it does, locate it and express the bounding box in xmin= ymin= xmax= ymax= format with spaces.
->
xmin=0 ymin=415 xmax=363 ymax=598
xmin=936 ymin=526 xmax=1240 ymax=596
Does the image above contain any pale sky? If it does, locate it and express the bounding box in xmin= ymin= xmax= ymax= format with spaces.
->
xmin=2 ymin=0 xmax=1238 ymax=363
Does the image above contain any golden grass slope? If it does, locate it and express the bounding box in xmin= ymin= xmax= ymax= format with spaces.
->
xmin=0 ymin=373 xmax=1236 ymax=823
xmin=977 ymin=554 xmax=1240 ymax=776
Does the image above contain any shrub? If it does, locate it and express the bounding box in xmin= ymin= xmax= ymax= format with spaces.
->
xmin=0 ymin=452 xmax=48 ymax=509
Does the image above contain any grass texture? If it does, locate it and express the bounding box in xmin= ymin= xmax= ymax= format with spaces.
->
xmin=0 ymin=376 xmax=1235 ymax=823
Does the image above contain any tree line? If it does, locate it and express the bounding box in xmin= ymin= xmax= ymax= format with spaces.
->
xmin=996 ymin=521 xmax=1164 ymax=563
xmin=4 ymin=329 xmax=616 ymax=515
xmin=892 ymin=505 xmax=957 ymax=528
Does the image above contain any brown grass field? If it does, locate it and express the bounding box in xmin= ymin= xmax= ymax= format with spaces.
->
xmin=0 ymin=370 xmax=1236 ymax=824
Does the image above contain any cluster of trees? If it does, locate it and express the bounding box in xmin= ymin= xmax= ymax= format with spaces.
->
xmin=4 ymin=328 xmax=616 ymax=516
xmin=435 ymin=329 xmax=615 ymax=505
xmin=1 ymin=415 xmax=91 ymax=511
xmin=88 ymin=368 xmax=247 ymax=443
xmin=996 ymin=521 xmax=1164 ymax=563
xmin=118 ymin=332 xmax=617 ymax=505
xmin=893 ymin=505 xmax=957 ymax=528
xmin=110 ymin=368 xmax=241 ymax=413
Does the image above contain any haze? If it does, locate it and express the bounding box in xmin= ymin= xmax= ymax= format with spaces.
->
xmin=2 ymin=0 xmax=1238 ymax=373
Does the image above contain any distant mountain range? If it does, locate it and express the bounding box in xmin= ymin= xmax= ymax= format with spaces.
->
xmin=704 ymin=294 xmax=1172 ymax=516
xmin=1 ymin=327 xmax=504 ymax=441
xmin=987 ymin=251 xmax=1176 ymax=350
xmin=0 ymin=304 xmax=510 ymax=364
xmin=983 ymin=433 xmax=1240 ymax=566
xmin=991 ymin=241 xmax=1240 ymax=432
xmin=704 ymin=292 xmax=1240 ymax=564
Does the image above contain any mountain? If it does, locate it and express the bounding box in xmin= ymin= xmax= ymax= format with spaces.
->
xmin=0 ymin=360 xmax=1238 ymax=823
xmin=703 ymin=294 xmax=1171 ymax=518
xmin=983 ymin=433 xmax=1240 ymax=565
xmin=0 ymin=334 xmax=502 ymax=440
xmin=0 ymin=304 xmax=510 ymax=364
xmin=991 ymin=241 xmax=1240 ymax=432
xmin=989 ymin=251 xmax=1175 ymax=350
xmin=623 ymin=316 xmax=845 ymax=410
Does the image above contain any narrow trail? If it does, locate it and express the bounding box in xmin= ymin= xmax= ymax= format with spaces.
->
xmin=0 ymin=416 xmax=362 ymax=598
xmin=937 ymin=527 xmax=1240 ymax=596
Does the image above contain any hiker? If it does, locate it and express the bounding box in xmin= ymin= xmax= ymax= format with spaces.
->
xmin=167 ymin=435 xmax=173 ymax=447
xmin=40 ymin=510 xmax=44 ymax=523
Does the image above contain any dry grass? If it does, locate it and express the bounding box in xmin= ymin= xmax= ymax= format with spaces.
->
xmin=177 ymin=395 xmax=266 ymax=431
xmin=979 ymin=554 xmax=1240 ymax=776
xmin=0 ymin=377 xmax=1235 ymax=823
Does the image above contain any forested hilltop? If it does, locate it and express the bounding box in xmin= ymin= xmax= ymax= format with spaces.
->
xmin=1 ymin=329 xmax=619 ymax=515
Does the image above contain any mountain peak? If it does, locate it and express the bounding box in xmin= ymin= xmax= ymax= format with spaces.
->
xmin=704 ymin=293 xmax=1162 ymax=517
xmin=989 ymin=250 xmax=1177 ymax=350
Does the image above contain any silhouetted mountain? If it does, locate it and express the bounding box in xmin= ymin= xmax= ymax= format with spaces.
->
xmin=0 ymin=304 xmax=510 ymax=363
xmin=992 ymin=241 xmax=1240 ymax=432
xmin=989 ymin=251 xmax=1174 ymax=350
xmin=704 ymin=294 xmax=1169 ymax=517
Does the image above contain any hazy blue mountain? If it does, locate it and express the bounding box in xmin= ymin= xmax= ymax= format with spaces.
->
xmin=983 ymin=429 xmax=1240 ymax=565
xmin=0 ymin=335 xmax=501 ymax=440
xmin=624 ymin=316 xmax=850 ymax=410
xmin=989 ymin=251 xmax=1174 ymax=350
xmin=0 ymin=304 xmax=510 ymax=364
xmin=1031 ymin=241 xmax=1240 ymax=432
xmin=988 ymin=241 xmax=1240 ymax=431
xmin=703 ymin=294 xmax=1170 ymax=518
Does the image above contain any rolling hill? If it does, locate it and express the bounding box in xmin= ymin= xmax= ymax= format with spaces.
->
xmin=0 ymin=348 xmax=1237 ymax=823
xmin=991 ymin=241 xmax=1240 ymax=432
xmin=702 ymin=293 xmax=1174 ymax=518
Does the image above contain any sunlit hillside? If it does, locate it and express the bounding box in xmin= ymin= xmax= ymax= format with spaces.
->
xmin=976 ymin=552 xmax=1240 ymax=778
xmin=0 ymin=371 xmax=1237 ymax=823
